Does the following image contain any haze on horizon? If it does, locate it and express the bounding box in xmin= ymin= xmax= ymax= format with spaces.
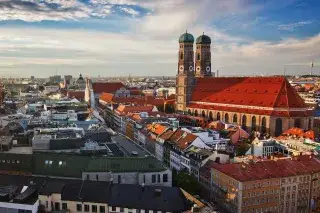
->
xmin=0 ymin=0 xmax=319 ymax=78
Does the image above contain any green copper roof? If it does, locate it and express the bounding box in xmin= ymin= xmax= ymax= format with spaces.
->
xmin=179 ymin=32 xmax=194 ymax=43
xmin=196 ymin=34 xmax=211 ymax=44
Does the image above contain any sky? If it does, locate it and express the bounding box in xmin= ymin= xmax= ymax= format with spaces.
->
xmin=0 ymin=0 xmax=319 ymax=78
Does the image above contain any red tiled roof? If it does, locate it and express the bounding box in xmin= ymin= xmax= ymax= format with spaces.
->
xmin=159 ymin=129 xmax=174 ymax=141
xmin=130 ymin=90 xmax=142 ymax=96
xmin=99 ymin=95 xmax=173 ymax=107
xmin=212 ymin=155 xmax=320 ymax=182
xmin=67 ymin=91 xmax=84 ymax=99
xmin=176 ymin=133 xmax=197 ymax=150
xmin=99 ymin=92 xmax=114 ymax=103
xmin=282 ymin=127 xmax=315 ymax=140
xmin=190 ymin=77 xmax=311 ymax=117
xmin=93 ymin=82 xmax=124 ymax=94
xmin=170 ymin=129 xmax=185 ymax=143
xmin=115 ymin=105 xmax=155 ymax=115
xmin=147 ymin=123 xmax=167 ymax=135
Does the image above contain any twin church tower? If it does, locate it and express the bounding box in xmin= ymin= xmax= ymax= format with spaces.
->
xmin=176 ymin=31 xmax=213 ymax=112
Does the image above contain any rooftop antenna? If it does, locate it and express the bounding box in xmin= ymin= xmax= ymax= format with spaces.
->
xmin=310 ymin=61 xmax=314 ymax=76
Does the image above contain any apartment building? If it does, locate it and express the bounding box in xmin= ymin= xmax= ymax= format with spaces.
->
xmin=0 ymin=175 xmax=192 ymax=213
xmin=210 ymin=155 xmax=320 ymax=213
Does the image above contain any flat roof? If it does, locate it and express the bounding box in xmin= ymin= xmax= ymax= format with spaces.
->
xmin=5 ymin=147 xmax=33 ymax=154
xmin=112 ymin=135 xmax=149 ymax=157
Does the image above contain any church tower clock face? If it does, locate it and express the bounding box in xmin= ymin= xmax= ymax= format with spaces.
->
xmin=179 ymin=65 xmax=184 ymax=73
xmin=189 ymin=66 xmax=193 ymax=72
xmin=206 ymin=66 xmax=211 ymax=73
xmin=196 ymin=66 xmax=200 ymax=72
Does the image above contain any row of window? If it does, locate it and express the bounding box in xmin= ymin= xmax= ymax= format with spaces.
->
xmin=243 ymin=206 xmax=277 ymax=213
xmin=0 ymin=159 xmax=23 ymax=164
xmin=44 ymin=160 xmax=67 ymax=167
xmin=151 ymin=174 xmax=168 ymax=183
xmin=243 ymin=197 xmax=278 ymax=206
xmin=244 ymin=180 xmax=278 ymax=190
xmin=245 ymin=189 xmax=279 ymax=198
xmin=77 ymin=203 xmax=105 ymax=213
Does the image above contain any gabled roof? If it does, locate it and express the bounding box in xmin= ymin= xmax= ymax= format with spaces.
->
xmin=175 ymin=133 xmax=197 ymax=150
xmin=115 ymin=105 xmax=155 ymax=115
xmin=147 ymin=123 xmax=167 ymax=136
xmin=92 ymin=82 xmax=125 ymax=94
xmin=190 ymin=77 xmax=311 ymax=117
xmin=100 ymin=92 xmax=114 ymax=103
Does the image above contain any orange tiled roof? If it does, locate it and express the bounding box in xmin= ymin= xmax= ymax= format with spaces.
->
xmin=148 ymin=123 xmax=167 ymax=135
xmin=176 ymin=133 xmax=197 ymax=150
xmin=93 ymin=82 xmax=124 ymax=94
xmin=99 ymin=92 xmax=114 ymax=103
xmin=282 ymin=127 xmax=315 ymax=140
xmin=190 ymin=77 xmax=311 ymax=117
xmin=212 ymin=155 xmax=320 ymax=182
xmin=116 ymin=105 xmax=154 ymax=115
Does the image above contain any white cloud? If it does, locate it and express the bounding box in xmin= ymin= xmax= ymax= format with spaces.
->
xmin=0 ymin=26 xmax=319 ymax=77
xmin=120 ymin=7 xmax=140 ymax=16
xmin=277 ymin=21 xmax=313 ymax=31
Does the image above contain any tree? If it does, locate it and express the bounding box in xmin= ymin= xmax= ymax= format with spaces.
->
xmin=235 ymin=142 xmax=250 ymax=156
xmin=173 ymin=170 xmax=201 ymax=195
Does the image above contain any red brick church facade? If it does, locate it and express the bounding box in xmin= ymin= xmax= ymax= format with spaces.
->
xmin=176 ymin=32 xmax=313 ymax=136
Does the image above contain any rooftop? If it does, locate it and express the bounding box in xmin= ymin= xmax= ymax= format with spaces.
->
xmin=212 ymin=155 xmax=320 ymax=182
xmin=190 ymin=77 xmax=313 ymax=117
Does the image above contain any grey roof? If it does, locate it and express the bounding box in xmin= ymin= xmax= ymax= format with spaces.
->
xmin=107 ymin=184 xmax=192 ymax=212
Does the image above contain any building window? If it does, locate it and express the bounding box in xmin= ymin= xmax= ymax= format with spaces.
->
xmin=197 ymin=53 xmax=200 ymax=60
xmin=62 ymin=203 xmax=67 ymax=210
xmin=112 ymin=206 xmax=116 ymax=211
xmin=92 ymin=205 xmax=97 ymax=212
xmin=163 ymin=174 xmax=168 ymax=182
xmin=158 ymin=174 xmax=161 ymax=183
xmin=100 ymin=206 xmax=105 ymax=213
xmin=84 ymin=204 xmax=89 ymax=212
xmin=86 ymin=174 xmax=90 ymax=180
xmin=143 ymin=175 xmax=146 ymax=183
xmin=54 ymin=202 xmax=60 ymax=211
xmin=118 ymin=175 xmax=121 ymax=183
xmin=77 ymin=204 xmax=82 ymax=211
xmin=152 ymin=174 xmax=156 ymax=183
xmin=96 ymin=174 xmax=99 ymax=181
xmin=120 ymin=207 xmax=124 ymax=212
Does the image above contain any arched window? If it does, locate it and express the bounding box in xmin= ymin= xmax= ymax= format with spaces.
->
xmin=209 ymin=111 xmax=213 ymax=121
xmin=242 ymin=115 xmax=247 ymax=130
xmin=187 ymin=109 xmax=192 ymax=115
xmin=180 ymin=52 xmax=183 ymax=60
xmin=217 ymin=112 xmax=221 ymax=121
xmin=294 ymin=118 xmax=301 ymax=128
xmin=202 ymin=110 xmax=206 ymax=118
xmin=261 ymin=117 xmax=267 ymax=133
xmin=251 ymin=116 xmax=257 ymax=131
xmin=195 ymin=110 xmax=198 ymax=117
xmin=233 ymin=114 xmax=238 ymax=123
xmin=197 ymin=53 xmax=200 ymax=61
xmin=275 ymin=118 xmax=283 ymax=136
xmin=224 ymin=113 xmax=229 ymax=123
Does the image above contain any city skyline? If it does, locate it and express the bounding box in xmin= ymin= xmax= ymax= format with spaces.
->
xmin=0 ymin=0 xmax=319 ymax=77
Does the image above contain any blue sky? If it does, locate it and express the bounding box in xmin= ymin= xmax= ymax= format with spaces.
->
xmin=0 ymin=0 xmax=319 ymax=77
